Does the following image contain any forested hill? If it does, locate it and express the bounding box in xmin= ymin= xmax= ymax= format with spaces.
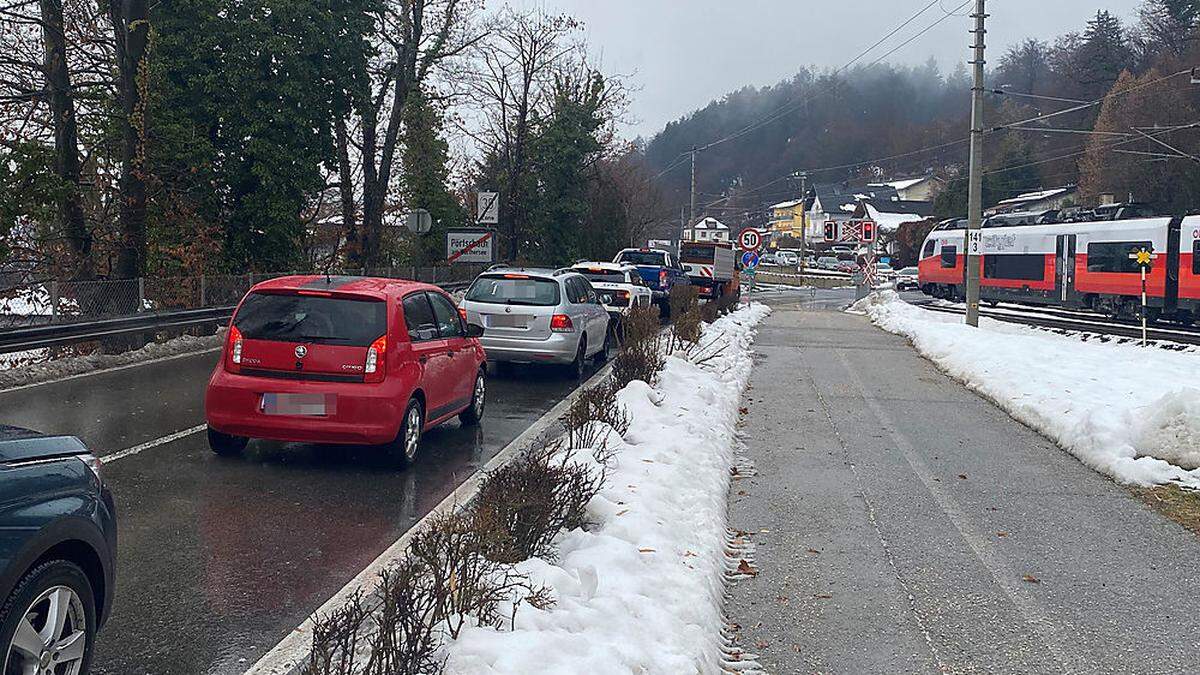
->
xmin=645 ymin=61 xmax=971 ymax=219
xmin=645 ymin=3 xmax=1200 ymax=226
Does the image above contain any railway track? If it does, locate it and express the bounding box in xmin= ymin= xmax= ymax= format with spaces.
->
xmin=907 ymin=297 xmax=1200 ymax=347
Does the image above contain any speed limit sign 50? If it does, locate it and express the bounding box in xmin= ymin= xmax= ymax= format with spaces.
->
xmin=738 ymin=228 xmax=763 ymax=252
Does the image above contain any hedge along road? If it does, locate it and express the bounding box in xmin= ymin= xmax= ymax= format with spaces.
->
xmin=0 ymin=349 xmax=598 ymax=675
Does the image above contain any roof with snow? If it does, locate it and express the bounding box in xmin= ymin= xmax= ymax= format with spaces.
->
xmin=690 ymin=217 xmax=728 ymax=230
xmin=868 ymin=176 xmax=937 ymax=192
xmin=995 ymin=186 xmax=1076 ymax=206
xmin=770 ymin=199 xmax=805 ymax=210
xmin=862 ymin=199 xmax=935 ymax=232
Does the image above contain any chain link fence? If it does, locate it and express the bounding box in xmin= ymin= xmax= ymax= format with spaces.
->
xmin=0 ymin=265 xmax=488 ymax=330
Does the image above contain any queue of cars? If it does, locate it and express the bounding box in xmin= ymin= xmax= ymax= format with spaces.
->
xmin=203 ymin=261 xmax=646 ymax=465
xmin=0 ymin=252 xmax=688 ymax=671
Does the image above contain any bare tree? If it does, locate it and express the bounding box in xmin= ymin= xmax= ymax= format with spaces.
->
xmin=38 ymin=0 xmax=92 ymax=273
xmin=106 ymin=0 xmax=148 ymax=281
xmin=343 ymin=0 xmax=486 ymax=267
xmin=464 ymin=8 xmax=581 ymax=261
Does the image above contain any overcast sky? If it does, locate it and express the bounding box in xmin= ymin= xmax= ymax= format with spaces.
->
xmin=509 ymin=0 xmax=1145 ymax=139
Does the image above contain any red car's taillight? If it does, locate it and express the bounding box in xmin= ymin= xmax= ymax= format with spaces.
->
xmin=364 ymin=334 xmax=387 ymax=382
xmin=225 ymin=325 xmax=243 ymax=373
xmin=550 ymin=314 xmax=574 ymax=332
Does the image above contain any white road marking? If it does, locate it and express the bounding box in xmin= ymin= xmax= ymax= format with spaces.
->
xmin=99 ymin=424 xmax=208 ymax=463
xmin=0 ymin=347 xmax=222 ymax=394
xmin=244 ymin=363 xmax=614 ymax=675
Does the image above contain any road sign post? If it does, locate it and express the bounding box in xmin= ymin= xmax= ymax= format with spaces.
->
xmin=738 ymin=227 xmax=763 ymax=252
xmin=405 ymin=209 xmax=432 ymax=234
xmin=476 ymin=191 xmax=499 ymax=225
xmin=447 ymin=230 xmax=496 ymax=265
xmin=1129 ymin=248 xmax=1158 ymax=346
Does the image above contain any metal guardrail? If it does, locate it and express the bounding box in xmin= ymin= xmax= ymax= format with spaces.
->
xmin=0 ymin=279 xmax=475 ymax=355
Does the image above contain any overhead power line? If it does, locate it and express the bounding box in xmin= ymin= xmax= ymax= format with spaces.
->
xmin=702 ymin=68 xmax=1197 ymax=210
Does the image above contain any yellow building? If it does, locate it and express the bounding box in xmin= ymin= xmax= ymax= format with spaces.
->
xmin=769 ymin=199 xmax=806 ymax=239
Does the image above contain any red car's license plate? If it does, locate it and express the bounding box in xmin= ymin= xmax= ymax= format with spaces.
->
xmin=261 ymin=393 xmax=336 ymax=416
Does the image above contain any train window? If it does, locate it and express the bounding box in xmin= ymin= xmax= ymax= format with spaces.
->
xmin=922 ymin=240 xmax=935 ymax=258
xmin=1194 ymin=241 xmax=1200 ymax=275
xmin=983 ymin=254 xmax=1044 ymax=281
xmin=941 ymin=245 xmax=957 ymax=268
xmin=1086 ymin=241 xmax=1152 ymax=273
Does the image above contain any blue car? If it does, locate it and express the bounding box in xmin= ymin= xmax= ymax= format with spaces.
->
xmin=0 ymin=426 xmax=116 ymax=675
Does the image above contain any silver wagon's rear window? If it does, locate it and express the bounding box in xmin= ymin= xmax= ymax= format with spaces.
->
xmin=464 ymin=275 xmax=560 ymax=306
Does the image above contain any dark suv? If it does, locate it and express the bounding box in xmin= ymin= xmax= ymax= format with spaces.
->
xmin=0 ymin=426 xmax=117 ymax=675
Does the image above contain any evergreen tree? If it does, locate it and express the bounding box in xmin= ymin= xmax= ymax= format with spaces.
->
xmin=146 ymin=0 xmax=375 ymax=273
xmin=1069 ymin=11 xmax=1133 ymax=100
xmin=995 ymin=39 xmax=1051 ymax=94
xmin=524 ymin=71 xmax=606 ymax=265
xmin=400 ymin=89 xmax=467 ymax=266
xmin=1139 ymin=0 xmax=1200 ymax=57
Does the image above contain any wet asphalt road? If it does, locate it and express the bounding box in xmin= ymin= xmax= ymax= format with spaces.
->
xmin=0 ymin=350 xmax=587 ymax=675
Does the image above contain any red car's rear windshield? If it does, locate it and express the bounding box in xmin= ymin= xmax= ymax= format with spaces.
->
xmin=234 ymin=292 xmax=386 ymax=346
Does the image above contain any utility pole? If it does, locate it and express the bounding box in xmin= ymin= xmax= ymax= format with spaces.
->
xmin=689 ymin=146 xmax=698 ymax=227
xmin=796 ymin=171 xmax=808 ymax=270
xmin=964 ymin=0 xmax=987 ymax=327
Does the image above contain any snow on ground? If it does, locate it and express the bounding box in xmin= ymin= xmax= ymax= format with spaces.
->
xmin=851 ymin=291 xmax=1200 ymax=488
xmin=443 ymin=303 xmax=772 ymax=674
xmin=0 ymin=284 xmax=80 ymax=317
xmin=0 ymin=330 xmax=224 ymax=391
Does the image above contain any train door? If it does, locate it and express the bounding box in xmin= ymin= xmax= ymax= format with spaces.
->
xmin=1165 ymin=217 xmax=1182 ymax=316
xmin=1055 ymin=234 xmax=1076 ymax=302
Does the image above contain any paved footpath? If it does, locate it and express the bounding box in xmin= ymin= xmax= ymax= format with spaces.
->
xmin=727 ymin=301 xmax=1200 ymax=675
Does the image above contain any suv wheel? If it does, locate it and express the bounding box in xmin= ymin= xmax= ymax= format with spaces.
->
xmin=1 ymin=560 xmax=96 ymax=675
xmin=208 ymin=428 xmax=248 ymax=456
xmin=384 ymin=398 xmax=423 ymax=469
xmin=459 ymin=370 xmax=486 ymax=426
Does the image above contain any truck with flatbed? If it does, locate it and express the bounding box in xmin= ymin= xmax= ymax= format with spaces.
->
xmin=678 ymin=241 xmax=738 ymax=299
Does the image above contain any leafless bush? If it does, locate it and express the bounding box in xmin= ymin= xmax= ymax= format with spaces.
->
xmin=666 ymin=286 xmax=703 ymax=353
xmin=612 ymin=306 xmax=665 ymax=388
xmin=303 ymin=593 xmax=372 ymax=675
xmin=561 ymin=377 xmax=630 ymax=452
xmin=668 ymin=284 xmax=699 ymax=319
xmin=473 ymin=439 xmax=604 ymax=564
xmin=358 ymin=560 xmax=444 ymax=675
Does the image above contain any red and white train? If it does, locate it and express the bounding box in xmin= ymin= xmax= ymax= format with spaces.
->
xmin=918 ymin=215 xmax=1200 ymax=323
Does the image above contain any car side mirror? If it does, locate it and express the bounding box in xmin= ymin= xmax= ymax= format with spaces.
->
xmin=465 ymin=323 xmax=485 ymax=338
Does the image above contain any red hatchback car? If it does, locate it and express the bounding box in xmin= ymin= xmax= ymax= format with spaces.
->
xmin=204 ymin=276 xmax=487 ymax=467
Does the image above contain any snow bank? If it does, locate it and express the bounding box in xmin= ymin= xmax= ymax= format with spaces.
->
xmin=858 ymin=291 xmax=1200 ymax=488
xmin=0 ymin=330 xmax=223 ymax=391
xmin=443 ymin=303 xmax=772 ymax=674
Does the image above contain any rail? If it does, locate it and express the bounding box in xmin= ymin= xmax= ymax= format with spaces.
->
xmin=912 ymin=300 xmax=1200 ymax=346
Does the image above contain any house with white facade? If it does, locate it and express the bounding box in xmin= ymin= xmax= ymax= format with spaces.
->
xmin=683 ymin=217 xmax=730 ymax=243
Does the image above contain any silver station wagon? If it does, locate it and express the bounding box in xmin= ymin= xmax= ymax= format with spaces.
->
xmin=459 ymin=268 xmax=612 ymax=376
